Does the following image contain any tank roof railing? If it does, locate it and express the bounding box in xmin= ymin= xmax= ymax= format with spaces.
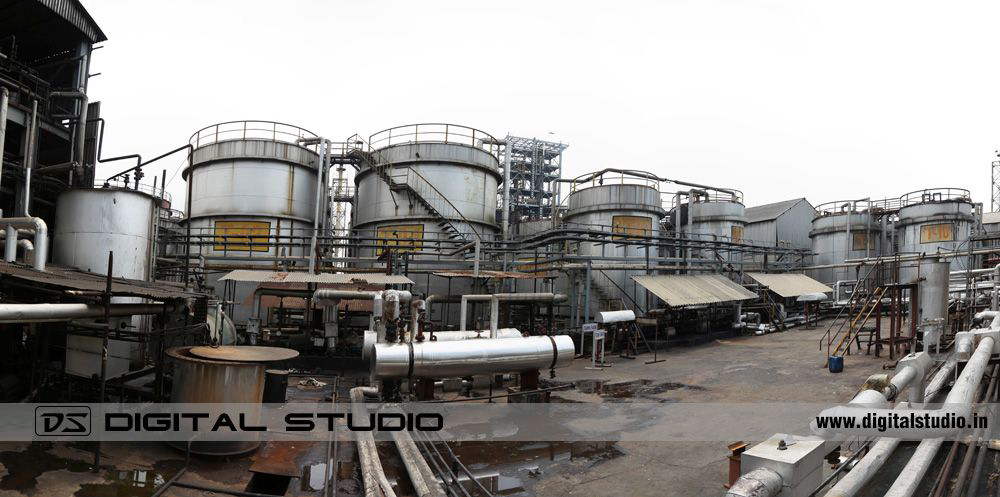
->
xmin=814 ymin=199 xmax=873 ymax=217
xmin=562 ymin=168 xmax=743 ymax=203
xmin=94 ymin=177 xmax=172 ymax=204
xmin=189 ymin=120 xmax=319 ymax=151
xmin=856 ymin=188 xmax=973 ymax=213
xmin=367 ymin=123 xmax=499 ymax=158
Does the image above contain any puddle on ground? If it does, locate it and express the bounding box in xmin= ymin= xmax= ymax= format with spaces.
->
xmin=76 ymin=459 xmax=183 ymax=497
xmin=0 ymin=443 xmax=93 ymax=491
xmin=571 ymin=379 xmax=705 ymax=402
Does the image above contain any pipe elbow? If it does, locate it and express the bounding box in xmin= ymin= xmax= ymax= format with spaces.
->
xmin=725 ymin=467 xmax=783 ymax=497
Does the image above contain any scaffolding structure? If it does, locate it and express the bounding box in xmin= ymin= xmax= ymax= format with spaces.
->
xmin=501 ymin=136 xmax=568 ymax=232
xmin=993 ymin=152 xmax=1000 ymax=212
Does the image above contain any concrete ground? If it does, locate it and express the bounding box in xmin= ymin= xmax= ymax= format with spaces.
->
xmin=0 ymin=319 xmax=900 ymax=496
xmin=533 ymin=320 xmax=893 ymax=497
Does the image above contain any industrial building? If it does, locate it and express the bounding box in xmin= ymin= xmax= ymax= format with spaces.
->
xmin=4 ymin=1 xmax=1000 ymax=497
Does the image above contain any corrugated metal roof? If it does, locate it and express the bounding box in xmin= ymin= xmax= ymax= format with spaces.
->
xmin=745 ymin=198 xmax=809 ymax=224
xmin=746 ymin=273 xmax=833 ymax=298
xmin=219 ymin=270 xmax=413 ymax=285
xmin=37 ymin=0 xmax=107 ymax=43
xmin=984 ymin=212 xmax=1000 ymax=225
xmin=0 ymin=262 xmax=198 ymax=300
xmin=632 ymin=274 xmax=757 ymax=308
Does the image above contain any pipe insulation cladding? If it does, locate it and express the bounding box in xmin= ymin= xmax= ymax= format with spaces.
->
xmin=371 ymin=335 xmax=575 ymax=379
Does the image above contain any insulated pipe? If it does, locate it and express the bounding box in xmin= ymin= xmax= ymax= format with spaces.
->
xmin=0 ymin=302 xmax=179 ymax=323
xmin=820 ymin=355 xmax=958 ymax=497
xmin=372 ymin=335 xmax=575 ymax=379
xmin=459 ymin=295 xmax=492 ymax=331
xmin=409 ymin=299 xmax=425 ymax=341
xmin=306 ymin=137 xmax=328 ymax=274
xmin=724 ymin=467 xmax=783 ymax=497
xmin=882 ymin=337 xmax=996 ymax=497
xmin=251 ymin=288 xmax=312 ymax=320
xmin=459 ymin=293 xmax=567 ymax=337
xmin=350 ymin=387 xmax=396 ymax=497
xmin=48 ymin=88 xmax=88 ymax=166
xmin=0 ymin=238 xmax=34 ymax=265
xmin=993 ymin=263 xmax=1000 ymax=311
xmin=22 ymin=100 xmax=37 ymax=216
xmin=1 ymin=216 xmax=47 ymax=270
xmin=313 ymin=289 xmax=412 ymax=305
xmin=814 ymin=340 xmax=993 ymax=439
xmin=0 ymin=87 xmax=7 ymax=212
xmin=390 ymin=421 xmax=447 ymax=497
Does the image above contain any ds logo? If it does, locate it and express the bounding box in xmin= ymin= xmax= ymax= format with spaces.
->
xmin=34 ymin=406 xmax=91 ymax=436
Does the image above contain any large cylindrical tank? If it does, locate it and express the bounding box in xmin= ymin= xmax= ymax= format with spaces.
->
xmin=895 ymin=189 xmax=974 ymax=282
xmin=688 ymin=192 xmax=745 ymax=262
xmin=183 ymin=121 xmax=320 ymax=267
xmin=351 ymin=124 xmax=502 ymax=324
xmin=352 ymin=124 xmax=501 ymax=248
xmin=53 ymin=187 xmax=159 ymax=280
xmin=809 ymin=201 xmax=882 ymax=285
xmin=563 ymin=177 xmax=666 ymax=315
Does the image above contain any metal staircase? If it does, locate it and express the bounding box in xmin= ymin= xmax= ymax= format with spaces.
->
xmin=821 ymin=261 xmax=887 ymax=360
xmin=347 ymin=147 xmax=479 ymax=244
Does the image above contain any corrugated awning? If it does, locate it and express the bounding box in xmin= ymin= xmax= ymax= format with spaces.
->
xmin=746 ymin=273 xmax=833 ymax=298
xmin=219 ymin=270 xmax=413 ymax=285
xmin=632 ymin=274 xmax=757 ymax=308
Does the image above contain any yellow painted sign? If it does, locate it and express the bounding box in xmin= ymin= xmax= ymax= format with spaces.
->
xmin=612 ymin=215 xmax=652 ymax=239
xmin=376 ymin=224 xmax=424 ymax=255
xmin=214 ymin=221 xmax=271 ymax=252
xmin=920 ymin=223 xmax=954 ymax=243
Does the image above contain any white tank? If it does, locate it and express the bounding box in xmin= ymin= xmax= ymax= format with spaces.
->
xmin=563 ymin=174 xmax=665 ymax=315
xmin=809 ymin=201 xmax=882 ymax=285
xmin=895 ymin=189 xmax=974 ymax=282
xmin=53 ymin=187 xmax=158 ymax=280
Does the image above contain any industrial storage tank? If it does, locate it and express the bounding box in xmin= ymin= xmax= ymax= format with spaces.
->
xmin=351 ymin=124 xmax=502 ymax=323
xmin=809 ymin=200 xmax=882 ymax=286
xmin=53 ymin=185 xmax=161 ymax=280
xmin=352 ymin=123 xmax=501 ymax=249
xmin=688 ymin=190 xmax=746 ymax=262
xmin=895 ymin=188 xmax=974 ymax=282
xmin=183 ymin=121 xmax=320 ymax=267
xmin=563 ymin=171 xmax=666 ymax=315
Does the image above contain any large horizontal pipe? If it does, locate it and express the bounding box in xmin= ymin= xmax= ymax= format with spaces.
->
xmin=372 ymin=335 xmax=574 ymax=379
xmin=0 ymin=302 xmax=179 ymax=323
xmin=362 ymin=328 xmax=525 ymax=361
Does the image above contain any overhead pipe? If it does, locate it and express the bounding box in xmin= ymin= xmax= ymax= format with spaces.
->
xmin=299 ymin=137 xmax=329 ymax=274
xmin=0 ymin=302 xmax=179 ymax=323
xmin=48 ymin=87 xmax=88 ymax=171
xmin=459 ymin=293 xmax=567 ymax=337
xmin=1 ymin=216 xmax=46 ymax=270
xmin=372 ymin=335 xmax=575 ymax=379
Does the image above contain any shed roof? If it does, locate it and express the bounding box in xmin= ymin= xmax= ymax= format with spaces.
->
xmin=746 ymin=273 xmax=833 ymax=298
xmin=219 ymin=270 xmax=413 ymax=285
xmin=745 ymin=198 xmax=811 ymax=224
xmin=633 ymin=274 xmax=757 ymax=308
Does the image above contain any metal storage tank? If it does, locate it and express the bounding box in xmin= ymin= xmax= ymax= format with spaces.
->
xmin=351 ymin=124 xmax=502 ymax=324
xmin=352 ymin=123 xmax=501 ymax=248
xmin=54 ymin=184 xmax=163 ymax=379
xmin=563 ymin=172 xmax=666 ymax=315
xmin=183 ymin=121 xmax=320 ymax=267
xmin=895 ymin=188 xmax=974 ymax=282
xmin=809 ymin=200 xmax=882 ymax=285
xmin=688 ymin=190 xmax=746 ymax=262
xmin=53 ymin=186 xmax=160 ymax=280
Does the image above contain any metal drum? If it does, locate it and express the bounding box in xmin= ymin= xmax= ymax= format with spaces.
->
xmin=809 ymin=201 xmax=882 ymax=285
xmin=166 ymin=345 xmax=298 ymax=455
xmin=563 ymin=173 xmax=666 ymax=316
xmin=895 ymin=189 xmax=974 ymax=282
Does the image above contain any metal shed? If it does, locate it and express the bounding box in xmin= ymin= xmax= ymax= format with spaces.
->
xmin=632 ymin=274 xmax=757 ymax=308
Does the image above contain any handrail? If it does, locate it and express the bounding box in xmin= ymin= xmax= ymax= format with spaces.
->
xmin=596 ymin=269 xmax=647 ymax=314
xmin=94 ymin=178 xmax=171 ymax=203
xmin=399 ymin=167 xmax=482 ymax=241
xmin=189 ymin=120 xmax=318 ymax=150
xmin=368 ymin=123 xmax=498 ymax=159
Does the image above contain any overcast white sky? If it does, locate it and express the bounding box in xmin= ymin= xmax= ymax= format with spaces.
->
xmin=84 ymin=0 xmax=1000 ymax=211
